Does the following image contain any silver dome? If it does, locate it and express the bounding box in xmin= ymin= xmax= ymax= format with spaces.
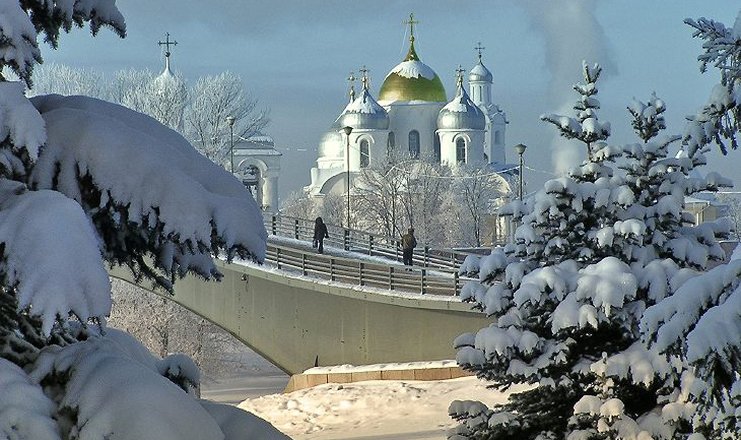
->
xmin=339 ymin=89 xmax=389 ymax=130
xmin=318 ymin=120 xmax=344 ymax=158
xmin=469 ymin=61 xmax=493 ymax=83
xmin=437 ymin=86 xmax=485 ymax=130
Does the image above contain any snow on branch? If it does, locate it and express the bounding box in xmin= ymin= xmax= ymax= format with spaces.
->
xmin=30 ymin=94 xmax=266 ymax=290
xmin=0 ymin=179 xmax=111 ymax=335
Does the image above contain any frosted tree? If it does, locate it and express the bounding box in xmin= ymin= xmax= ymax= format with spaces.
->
xmin=450 ymin=66 xmax=731 ymax=439
xmin=634 ymin=11 xmax=741 ymax=438
xmin=185 ymin=71 xmax=269 ymax=166
xmin=113 ymin=68 xmax=188 ymax=132
xmin=441 ymin=165 xmax=509 ymax=247
xmin=0 ymin=2 xmax=286 ymax=438
xmin=27 ymin=62 xmax=104 ymax=98
xmin=684 ymin=11 xmax=741 ymax=154
xmin=354 ymin=152 xmax=409 ymax=237
xmin=541 ymin=61 xmax=611 ymax=161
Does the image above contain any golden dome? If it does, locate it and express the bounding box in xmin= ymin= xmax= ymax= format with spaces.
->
xmin=378 ymin=38 xmax=446 ymax=103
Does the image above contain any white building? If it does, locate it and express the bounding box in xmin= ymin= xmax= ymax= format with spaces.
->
xmin=305 ymin=21 xmax=508 ymax=198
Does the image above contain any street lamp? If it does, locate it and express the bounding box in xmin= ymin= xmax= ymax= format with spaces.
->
xmin=514 ymin=143 xmax=527 ymax=200
xmin=342 ymin=126 xmax=353 ymax=228
xmin=226 ymin=116 xmax=236 ymax=174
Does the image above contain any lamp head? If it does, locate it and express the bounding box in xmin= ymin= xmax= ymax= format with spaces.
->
xmin=342 ymin=126 xmax=353 ymax=136
xmin=514 ymin=143 xmax=527 ymax=156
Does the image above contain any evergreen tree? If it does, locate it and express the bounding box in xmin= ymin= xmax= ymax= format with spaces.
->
xmin=450 ymin=64 xmax=731 ymax=439
xmin=0 ymin=2 xmax=284 ymax=438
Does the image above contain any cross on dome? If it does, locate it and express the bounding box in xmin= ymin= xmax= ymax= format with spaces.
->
xmin=474 ymin=42 xmax=485 ymax=61
xmin=359 ymin=65 xmax=370 ymax=90
xmin=455 ymin=65 xmax=465 ymax=88
xmin=347 ymin=71 xmax=356 ymax=101
xmin=404 ymin=13 xmax=419 ymax=44
xmin=158 ymin=32 xmax=178 ymax=59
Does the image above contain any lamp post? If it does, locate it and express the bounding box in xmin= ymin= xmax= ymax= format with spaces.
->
xmin=226 ymin=116 xmax=236 ymax=174
xmin=514 ymin=143 xmax=527 ymax=200
xmin=342 ymin=126 xmax=353 ymax=228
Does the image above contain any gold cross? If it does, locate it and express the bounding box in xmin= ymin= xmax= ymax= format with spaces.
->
xmin=404 ymin=13 xmax=419 ymax=40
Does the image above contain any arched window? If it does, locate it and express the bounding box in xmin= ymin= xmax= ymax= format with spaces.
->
xmin=434 ymin=134 xmax=441 ymax=162
xmin=494 ymin=130 xmax=502 ymax=145
xmin=409 ymin=130 xmax=420 ymax=159
xmin=456 ymin=137 xmax=466 ymax=164
xmin=387 ymin=132 xmax=395 ymax=156
xmin=360 ymin=139 xmax=370 ymax=168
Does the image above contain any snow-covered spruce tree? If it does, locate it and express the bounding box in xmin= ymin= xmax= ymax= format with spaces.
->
xmin=683 ymin=11 xmax=741 ymax=154
xmin=0 ymin=2 xmax=286 ymax=439
xmin=449 ymin=68 xmax=731 ymax=438
xmin=635 ymin=11 xmax=741 ymax=438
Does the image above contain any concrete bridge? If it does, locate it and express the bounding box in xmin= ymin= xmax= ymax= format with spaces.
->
xmin=110 ymin=240 xmax=490 ymax=375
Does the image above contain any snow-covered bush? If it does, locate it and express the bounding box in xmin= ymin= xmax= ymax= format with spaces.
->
xmin=0 ymin=2 xmax=286 ymax=439
xmin=449 ymin=60 xmax=734 ymax=439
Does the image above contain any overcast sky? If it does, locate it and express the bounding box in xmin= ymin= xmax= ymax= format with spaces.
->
xmin=41 ymin=1 xmax=740 ymax=200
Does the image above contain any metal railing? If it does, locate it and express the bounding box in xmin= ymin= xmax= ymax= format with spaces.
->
xmin=263 ymin=214 xmax=479 ymax=271
xmin=264 ymin=242 xmax=464 ymax=296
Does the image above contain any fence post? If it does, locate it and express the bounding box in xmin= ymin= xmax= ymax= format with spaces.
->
xmin=330 ymin=258 xmax=335 ymax=281
xmin=294 ymin=219 xmax=300 ymax=239
xmin=454 ymin=270 xmax=460 ymax=296
xmin=420 ymin=268 xmax=426 ymax=294
xmin=359 ymin=262 xmax=364 ymax=286
xmin=424 ymin=246 xmax=429 ymax=266
xmin=389 ymin=266 xmax=394 ymax=291
xmin=272 ymin=215 xmax=277 ymax=236
xmin=301 ymin=253 xmax=306 ymax=276
xmin=344 ymin=229 xmax=350 ymax=251
xmin=368 ymin=235 xmax=374 ymax=255
xmin=276 ymin=248 xmax=281 ymax=269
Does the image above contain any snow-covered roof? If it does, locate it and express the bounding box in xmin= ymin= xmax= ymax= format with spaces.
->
xmin=340 ymin=88 xmax=389 ymax=130
xmin=389 ymin=60 xmax=436 ymax=80
xmin=469 ymin=61 xmax=493 ymax=83
xmin=437 ymin=78 xmax=485 ymax=130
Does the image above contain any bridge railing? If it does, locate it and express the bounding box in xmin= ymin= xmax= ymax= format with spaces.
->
xmin=265 ymin=242 xmax=466 ymax=296
xmin=264 ymin=214 xmax=476 ymax=271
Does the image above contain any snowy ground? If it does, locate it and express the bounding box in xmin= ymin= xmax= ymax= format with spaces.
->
xmin=198 ymin=348 xmax=522 ymax=440
xmin=236 ymin=376 xmax=524 ymax=440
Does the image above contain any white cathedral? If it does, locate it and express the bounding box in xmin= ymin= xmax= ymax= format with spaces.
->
xmin=305 ymin=18 xmax=508 ymax=198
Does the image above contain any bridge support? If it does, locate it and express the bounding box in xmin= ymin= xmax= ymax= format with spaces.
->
xmin=109 ymin=260 xmax=490 ymax=375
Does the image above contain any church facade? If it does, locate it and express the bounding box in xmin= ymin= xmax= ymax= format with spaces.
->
xmin=305 ymin=22 xmax=508 ymax=198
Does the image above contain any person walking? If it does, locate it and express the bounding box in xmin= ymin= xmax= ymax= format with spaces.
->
xmin=313 ymin=217 xmax=329 ymax=253
xmin=401 ymin=227 xmax=417 ymax=266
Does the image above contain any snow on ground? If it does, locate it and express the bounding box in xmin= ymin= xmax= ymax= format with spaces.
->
xmin=237 ymin=376 xmax=526 ymax=440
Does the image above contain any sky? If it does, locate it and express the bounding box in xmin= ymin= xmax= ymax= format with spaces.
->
xmin=40 ymin=0 xmax=741 ymax=201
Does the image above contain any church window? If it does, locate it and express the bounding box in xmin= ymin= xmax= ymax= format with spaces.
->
xmin=387 ymin=132 xmax=395 ymax=156
xmin=409 ymin=130 xmax=420 ymax=159
xmin=456 ymin=137 xmax=466 ymax=164
xmin=494 ymin=130 xmax=502 ymax=145
xmin=434 ymin=135 xmax=441 ymax=162
xmin=360 ymin=139 xmax=370 ymax=168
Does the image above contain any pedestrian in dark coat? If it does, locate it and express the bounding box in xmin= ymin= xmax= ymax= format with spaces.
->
xmin=401 ymin=227 xmax=417 ymax=266
xmin=313 ymin=217 xmax=329 ymax=253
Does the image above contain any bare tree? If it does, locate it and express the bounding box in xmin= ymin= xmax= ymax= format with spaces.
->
xmin=441 ymin=166 xmax=510 ymax=247
xmin=718 ymin=193 xmax=741 ymax=241
xmin=184 ymin=71 xmax=269 ymax=166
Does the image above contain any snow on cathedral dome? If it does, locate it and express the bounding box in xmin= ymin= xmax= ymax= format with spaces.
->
xmin=339 ymin=87 xmax=389 ymax=130
xmin=469 ymin=60 xmax=493 ymax=83
xmin=378 ymin=37 xmax=446 ymax=103
xmin=437 ymin=74 xmax=485 ymax=130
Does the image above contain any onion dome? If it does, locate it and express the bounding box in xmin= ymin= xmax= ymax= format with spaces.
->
xmin=318 ymin=124 xmax=343 ymax=158
xmin=469 ymin=60 xmax=493 ymax=83
xmin=378 ymin=19 xmax=446 ymax=103
xmin=437 ymin=67 xmax=485 ymax=130
xmin=339 ymin=73 xmax=389 ymax=130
